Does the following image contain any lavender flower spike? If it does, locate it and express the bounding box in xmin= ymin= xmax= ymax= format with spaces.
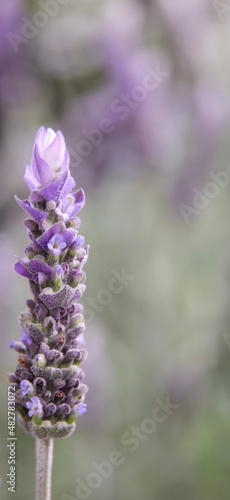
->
xmin=10 ymin=126 xmax=89 ymax=441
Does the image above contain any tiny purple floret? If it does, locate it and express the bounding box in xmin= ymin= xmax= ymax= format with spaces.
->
xmin=55 ymin=198 xmax=73 ymax=222
xmin=19 ymin=329 xmax=32 ymax=346
xmin=20 ymin=380 xmax=33 ymax=396
xmin=76 ymin=235 xmax=85 ymax=247
xmin=76 ymin=402 xmax=87 ymax=415
xmin=26 ymin=396 xmax=43 ymax=417
xmin=55 ymin=264 xmax=62 ymax=276
xmin=47 ymin=234 xmax=67 ymax=256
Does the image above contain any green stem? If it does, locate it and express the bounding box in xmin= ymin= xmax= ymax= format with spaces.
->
xmin=36 ymin=438 xmax=54 ymax=500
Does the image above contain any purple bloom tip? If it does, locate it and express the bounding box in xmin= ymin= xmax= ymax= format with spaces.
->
xmin=25 ymin=127 xmax=69 ymax=191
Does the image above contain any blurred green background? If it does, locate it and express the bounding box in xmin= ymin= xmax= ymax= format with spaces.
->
xmin=1 ymin=0 xmax=230 ymax=499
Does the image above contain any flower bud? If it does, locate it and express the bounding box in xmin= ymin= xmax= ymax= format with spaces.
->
xmin=56 ymin=404 xmax=71 ymax=417
xmin=34 ymin=354 xmax=46 ymax=369
xmin=33 ymin=377 xmax=46 ymax=395
xmin=24 ymin=219 xmax=38 ymax=231
xmin=44 ymin=403 xmax=57 ymax=417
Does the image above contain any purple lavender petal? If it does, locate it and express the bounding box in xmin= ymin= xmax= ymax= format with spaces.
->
xmin=39 ymin=285 xmax=76 ymax=310
xmin=36 ymin=222 xmax=62 ymax=249
xmin=15 ymin=259 xmax=53 ymax=282
xmin=47 ymin=234 xmax=67 ymax=256
xmin=30 ymin=191 xmax=43 ymax=203
xmin=60 ymin=148 xmax=71 ymax=175
xmin=35 ymin=126 xmax=46 ymax=148
xmin=15 ymin=196 xmax=48 ymax=222
xmin=20 ymin=380 xmax=33 ymax=396
xmin=61 ymin=228 xmax=77 ymax=248
xmin=19 ymin=329 xmax=32 ymax=346
xmin=73 ymin=189 xmax=85 ymax=205
xmin=59 ymin=173 xmax=75 ymax=199
xmin=71 ymin=189 xmax=85 ymax=214
xmin=65 ymin=189 xmax=85 ymax=219
xmin=26 ymin=259 xmax=54 ymax=279
xmin=14 ymin=261 xmax=33 ymax=279
xmin=76 ymin=235 xmax=85 ymax=247
xmin=24 ymin=165 xmax=40 ymax=191
xmin=38 ymin=170 xmax=69 ymax=202
xmin=73 ymin=288 xmax=82 ymax=301
xmin=33 ymin=144 xmax=55 ymax=185
xmin=43 ymin=131 xmax=62 ymax=167
xmin=55 ymin=198 xmax=72 ymax=222
xmin=26 ymin=396 xmax=43 ymax=417
xmin=45 ymin=130 xmax=68 ymax=171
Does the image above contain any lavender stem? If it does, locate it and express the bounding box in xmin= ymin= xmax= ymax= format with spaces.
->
xmin=36 ymin=438 xmax=54 ymax=500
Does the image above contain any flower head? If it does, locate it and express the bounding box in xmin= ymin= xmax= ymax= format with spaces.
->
xmin=26 ymin=396 xmax=43 ymax=417
xmin=47 ymin=234 xmax=67 ymax=256
xmin=20 ymin=380 xmax=33 ymax=396
xmin=24 ymin=126 xmax=69 ymax=190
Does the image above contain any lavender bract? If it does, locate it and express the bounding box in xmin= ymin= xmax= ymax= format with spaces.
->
xmin=9 ymin=126 xmax=89 ymax=439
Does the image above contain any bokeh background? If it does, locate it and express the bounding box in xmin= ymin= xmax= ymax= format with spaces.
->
xmin=1 ymin=0 xmax=230 ymax=499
